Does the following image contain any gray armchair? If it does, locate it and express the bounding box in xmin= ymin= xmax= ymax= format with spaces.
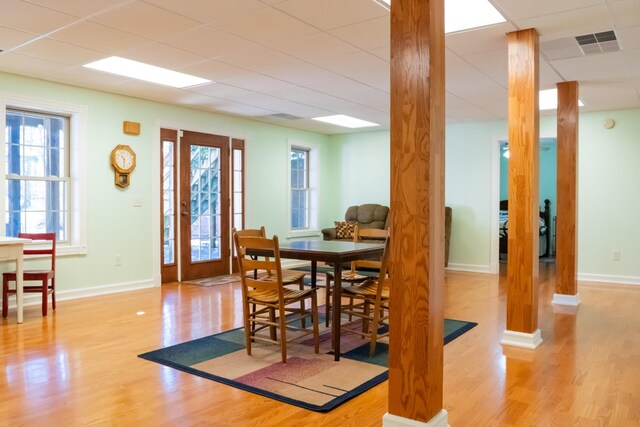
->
xmin=321 ymin=204 xmax=389 ymax=241
xmin=322 ymin=204 xmax=453 ymax=267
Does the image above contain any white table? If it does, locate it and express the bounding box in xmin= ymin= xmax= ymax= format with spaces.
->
xmin=0 ymin=237 xmax=31 ymax=323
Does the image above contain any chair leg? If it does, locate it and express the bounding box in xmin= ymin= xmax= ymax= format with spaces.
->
xmin=311 ymin=292 xmax=319 ymax=354
xmin=325 ymin=274 xmax=332 ymax=327
xmin=298 ymin=278 xmax=306 ymax=329
xmin=369 ymin=301 xmax=382 ymax=357
xmin=278 ymin=305 xmax=287 ymax=363
xmin=2 ymin=277 xmax=9 ymax=319
xmin=42 ymin=279 xmax=48 ymax=316
xmin=243 ymin=300 xmax=252 ymax=356
xmin=269 ymin=307 xmax=277 ymax=341
xmin=51 ymin=278 xmax=56 ymax=310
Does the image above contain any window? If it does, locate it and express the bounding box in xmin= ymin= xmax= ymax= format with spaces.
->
xmin=5 ymin=109 xmax=69 ymax=240
xmin=290 ymin=147 xmax=309 ymax=230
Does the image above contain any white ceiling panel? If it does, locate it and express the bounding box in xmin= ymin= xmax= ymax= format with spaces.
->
xmin=88 ymin=2 xmax=201 ymax=40
xmin=445 ymin=22 xmax=515 ymax=56
xmin=24 ymin=0 xmax=132 ymax=18
xmin=118 ymin=42 xmax=208 ymax=70
xmin=266 ymin=32 xmax=360 ymax=63
xmin=492 ymin=0 xmax=607 ymax=21
xmin=212 ymin=7 xmax=317 ymax=43
xmin=274 ymin=0 xmax=388 ymax=31
xmin=518 ymin=5 xmax=614 ymax=40
xmin=160 ymin=26 xmax=260 ymax=59
xmin=1 ymin=0 xmax=77 ymax=35
xmin=610 ymin=0 xmax=640 ymax=29
xmin=329 ymin=17 xmax=390 ymax=51
xmin=12 ymin=38 xmax=104 ymax=66
xmin=178 ymin=60 xmax=254 ymax=82
xmin=0 ymin=27 xmax=38 ymax=51
xmin=0 ymin=0 xmax=637 ymax=133
xmin=142 ymin=0 xmax=267 ymax=24
xmin=48 ymin=21 xmax=149 ymax=55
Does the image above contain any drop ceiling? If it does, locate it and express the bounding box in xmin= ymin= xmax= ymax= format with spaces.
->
xmin=0 ymin=0 xmax=638 ymax=134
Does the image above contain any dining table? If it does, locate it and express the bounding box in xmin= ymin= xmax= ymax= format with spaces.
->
xmin=0 ymin=236 xmax=31 ymax=323
xmin=249 ymin=239 xmax=385 ymax=361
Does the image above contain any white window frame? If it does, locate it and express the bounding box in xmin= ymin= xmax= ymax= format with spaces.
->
xmin=286 ymin=140 xmax=319 ymax=238
xmin=1 ymin=94 xmax=87 ymax=256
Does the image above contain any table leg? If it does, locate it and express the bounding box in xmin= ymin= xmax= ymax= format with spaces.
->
xmin=16 ymin=247 xmax=24 ymax=324
xmin=332 ymin=261 xmax=342 ymax=361
xmin=311 ymin=261 xmax=317 ymax=288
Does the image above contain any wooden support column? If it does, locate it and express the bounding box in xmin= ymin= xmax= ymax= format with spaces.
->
xmin=385 ymin=0 xmax=447 ymax=426
xmin=501 ymin=28 xmax=543 ymax=349
xmin=553 ymin=81 xmax=580 ymax=307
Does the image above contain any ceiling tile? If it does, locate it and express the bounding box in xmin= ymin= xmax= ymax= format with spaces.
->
xmin=314 ymin=51 xmax=389 ymax=91
xmin=178 ymin=60 xmax=254 ymax=82
xmin=0 ymin=0 xmax=77 ymax=35
xmin=24 ymin=0 xmax=132 ymax=18
xmin=212 ymin=7 xmax=317 ymax=43
xmin=187 ymin=82 xmax=255 ymax=99
xmin=445 ymin=22 xmax=515 ymax=56
xmin=329 ymin=17 xmax=389 ymax=51
xmin=610 ymin=0 xmax=640 ymax=29
xmin=579 ymin=81 xmax=640 ymax=110
xmin=267 ymin=32 xmax=360 ymax=63
xmin=551 ymin=51 xmax=631 ymax=82
xmin=617 ymin=26 xmax=640 ymax=50
xmin=0 ymin=27 xmax=38 ymax=51
xmin=49 ymin=21 xmax=151 ymax=55
xmin=12 ymin=38 xmax=105 ymax=66
xmin=518 ymin=5 xmax=614 ymax=40
xmin=493 ymin=0 xmax=606 ymax=20
xmin=274 ymin=0 xmax=388 ymax=30
xmin=118 ymin=42 xmax=208 ymax=69
xmin=369 ymin=45 xmax=390 ymax=62
xmin=263 ymin=64 xmax=341 ymax=85
xmin=142 ymin=0 xmax=266 ymax=24
xmin=160 ymin=26 xmax=260 ymax=59
xmin=221 ymin=74 xmax=296 ymax=92
xmin=89 ymin=2 xmax=201 ymax=40
xmin=0 ymin=52 xmax=71 ymax=78
xmin=217 ymin=46 xmax=305 ymax=74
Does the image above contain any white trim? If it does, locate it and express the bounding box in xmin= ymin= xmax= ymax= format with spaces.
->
xmin=285 ymin=229 xmax=321 ymax=239
xmin=383 ymin=410 xmax=449 ymax=427
xmin=446 ymin=263 xmax=492 ymax=274
xmin=287 ymin=138 xmax=319 ymax=233
xmin=0 ymin=93 xmax=88 ymax=255
xmin=152 ymin=122 xmax=162 ymax=284
xmin=578 ymin=273 xmax=640 ymax=286
xmin=501 ymin=329 xmax=543 ymax=349
xmin=490 ymin=135 xmax=501 ymax=274
xmin=1 ymin=279 xmax=158 ymax=309
xmin=551 ymin=293 xmax=581 ymax=306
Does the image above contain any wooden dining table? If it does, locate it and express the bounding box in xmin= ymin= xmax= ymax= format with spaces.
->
xmin=0 ymin=236 xmax=31 ymax=323
xmin=249 ymin=239 xmax=385 ymax=361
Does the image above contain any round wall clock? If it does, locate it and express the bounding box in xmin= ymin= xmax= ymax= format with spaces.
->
xmin=110 ymin=144 xmax=136 ymax=188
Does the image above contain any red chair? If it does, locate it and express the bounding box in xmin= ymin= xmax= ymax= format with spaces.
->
xmin=2 ymin=233 xmax=56 ymax=318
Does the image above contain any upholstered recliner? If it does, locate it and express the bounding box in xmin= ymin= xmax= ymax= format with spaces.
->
xmin=322 ymin=204 xmax=453 ymax=267
xmin=321 ymin=204 xmax=390 ymax=241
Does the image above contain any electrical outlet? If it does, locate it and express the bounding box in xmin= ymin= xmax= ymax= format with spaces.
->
xmin=612 ymin=250 xmax=620 ymax=261
xmin=115 ymin=255 xmax=122 ymax=266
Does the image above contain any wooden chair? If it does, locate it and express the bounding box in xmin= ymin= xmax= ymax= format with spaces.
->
xmin=340 ymin=236 xmax=391 ymax=357
xmin=324 ymin=226 xmax=388 ymax=326
xmin=2 ymin=233 xmax=56 ymax=318
xmin=233 ymin=232 xmax=319 ymax=363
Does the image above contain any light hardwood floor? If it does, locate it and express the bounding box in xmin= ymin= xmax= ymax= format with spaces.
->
xmin=1 ymin=264 xmax=639 ymax=426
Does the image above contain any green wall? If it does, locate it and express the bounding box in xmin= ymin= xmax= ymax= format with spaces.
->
xmin=0 ymin=72 xmax=333 ymax=296
xmin=330 ymin=109 xmax=640 ymax=283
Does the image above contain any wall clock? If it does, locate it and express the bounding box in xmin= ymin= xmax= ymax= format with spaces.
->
xmin=110 ymin=144 xmax=136 ymax=188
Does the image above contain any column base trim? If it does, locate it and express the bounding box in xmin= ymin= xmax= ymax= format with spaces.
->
xmin=500 ymin=329 xmax=543 ymax=349
xmin=551 ymin=293 xmax=581 ymax=306
xmin=383 ymin=410 xmax=449 ymax=427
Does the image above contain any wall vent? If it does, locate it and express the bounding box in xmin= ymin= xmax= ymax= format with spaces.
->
xmin=575 ymin=30 xmax=620 ymax=55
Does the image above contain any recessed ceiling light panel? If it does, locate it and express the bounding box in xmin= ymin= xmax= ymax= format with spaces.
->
xmin=312 ymin=114 xmax=379 ymax=128
xmin=83 ymin=56 xmax=211 ymax=88
xmin=539 ymin=89 xmax=585 ymax=110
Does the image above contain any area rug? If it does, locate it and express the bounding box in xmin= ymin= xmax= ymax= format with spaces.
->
xmin=183 ymin=274 xmax=241 ymax=287
xmin=138 ymin=316 xmax=477 ymax=412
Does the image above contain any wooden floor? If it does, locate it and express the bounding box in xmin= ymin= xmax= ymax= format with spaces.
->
xmin=1 ymin=264 xmax=639 ymax=426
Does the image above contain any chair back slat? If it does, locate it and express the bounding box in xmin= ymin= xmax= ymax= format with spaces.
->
xmin=351 ymin=226 xmax=387 ymax=273
xmin=233 ymin=230 xmax=284 ymax=299
xmin=18 ymin=232 xmax=56 ymax=271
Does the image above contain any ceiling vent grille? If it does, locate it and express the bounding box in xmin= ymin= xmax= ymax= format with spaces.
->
xmin=575 ymin=30 xmax=620 ymax=55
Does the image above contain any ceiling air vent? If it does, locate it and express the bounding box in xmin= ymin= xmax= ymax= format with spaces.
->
xmin=268 ymin=113 xmax=303 ymax=120
xmin=575 ymin=30 xmax=620 ymax=55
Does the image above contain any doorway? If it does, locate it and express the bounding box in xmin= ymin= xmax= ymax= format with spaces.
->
xmin=160 ymin=129 xmax=244 ymax=283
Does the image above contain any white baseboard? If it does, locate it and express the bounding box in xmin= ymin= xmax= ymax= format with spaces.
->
xmin=1 ymin=279 xmax=158 ymax=309
xmin=383 ymin=410 xmax=449 ymax=427
xmin=501 ymin=329 xmax=543 ymax=349
xmin=578 ymin=273 xmax=640 ymax=286
xmin=446 ymin=263 xmax=491 ymax=274
xmin=552 ymin=293 xmax=581 ymax=306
